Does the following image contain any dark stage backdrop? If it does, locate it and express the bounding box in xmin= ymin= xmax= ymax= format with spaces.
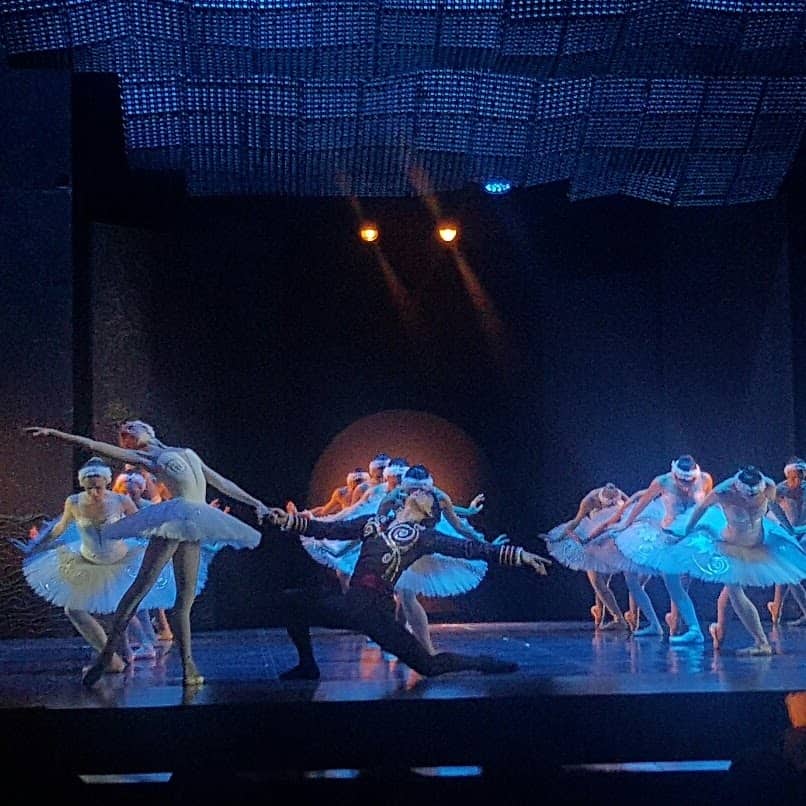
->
xmin=0 ymin=48 xmax=74 ymax=637
xmin=86 ymin=182 xmax=800 ymax=627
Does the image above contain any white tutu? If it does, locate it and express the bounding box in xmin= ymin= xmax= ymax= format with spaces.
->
xmin=299 ymin=495 xmax=382 ymax=574
xmin=544 ymin=501 xmax=654 ymax=575
xmin=299 ymin=536 xmax=362 ymax=575
xmin=394 ymin=514 xmax=487 ymax=597
xmin=101 ymin=497 xmax=261 ymax=549
xmin=20 ymin=519 xmax=212 ymax=613
xmin=623 ymin=510 xmax=806 ymax=586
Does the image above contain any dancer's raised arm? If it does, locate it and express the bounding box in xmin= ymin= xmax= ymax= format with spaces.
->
xmin=25 ymin=427 xmax=147 ymax=467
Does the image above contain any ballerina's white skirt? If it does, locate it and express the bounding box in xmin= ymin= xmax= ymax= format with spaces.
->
xmin=22 ymin=521 xmax=204 ymax=613
xmin=101 ymin=497 xmax=261 ymax=549
xmin=615 ymin=508 xmax=806 ymax=587
xmin=301 ymin=512 xmax=487 ymax=598
xmin=545 ymin=500 xmax=661 ymax=576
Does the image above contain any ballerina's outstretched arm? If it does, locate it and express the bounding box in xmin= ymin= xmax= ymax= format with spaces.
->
xmin=610 ymin=480 xmax=662 ymax=532
xmin=25 ymin=427 xmax=148 ymax=466
xmin=10 ymin=497 xmax=73 ymax=556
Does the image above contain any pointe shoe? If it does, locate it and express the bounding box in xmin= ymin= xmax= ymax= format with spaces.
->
xmin=664 ymin=611 xmax=679 ymax=636
xmin=590 ymin=604 xmax=604 ymax=628
xmin=767 ymin=600 xmax=781 ymax=625
xmin=709 ymin=622 xmax=724 ymax=651
xmin=787 ymin=615 xmax=806 ymax=627
xmin=625 ymin=610 xmax=640 ymax=631
xmin=669 ymin=627 xmax=705 ymax=645
xmin=736 ymin=643 xmax=772 ymax=657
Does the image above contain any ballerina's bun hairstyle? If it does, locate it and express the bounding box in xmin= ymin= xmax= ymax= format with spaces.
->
xmin=369 ymin=453 xmax=391 ymax=472
xmin=784 ymin=457 xmax=806 ymax=476
xmin=401 ymin=464 xmax=435 ymax=492
xmin=734 ymin=465 xmax=766 ymax=496
xmin=671 ymin=454 xmax=700 ymax=481
xmin=120 ymin=420 xmax=156 ymax=440
xmin=383 ymin=457 xmax=410 ymax=480
xmin=113 ymin=471 xmax=146 ymax=493
xmin=346 ymin=468 xmax=369 ymax=485
xmin=78 ymin=457 xmax=112 ymax=484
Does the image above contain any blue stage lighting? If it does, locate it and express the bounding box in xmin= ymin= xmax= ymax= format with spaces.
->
xmin=483 ymin=179 xmax=512 ymax=195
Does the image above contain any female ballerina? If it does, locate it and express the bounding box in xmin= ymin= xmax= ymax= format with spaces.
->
xmin=12 ymin=457 xmax=179 ymax=672
xmin=115 ymin=466 xmax=175 ymax=640
xmin=659 ymin=466 xmax=806 ymax=655
xmin=585 ymin=488 xmax=659 ymax=634
xmin=610 ymin=455 xmax=714 ymax=644
xmin=542 ymin=483 xmax=634 ymax=632
xmin=26 ymin=420 xmax=268 ymax=686
xmin=765 ymin=457 xmax=806 ymax=626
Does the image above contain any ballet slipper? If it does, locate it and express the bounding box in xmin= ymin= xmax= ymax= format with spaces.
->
xmin=590 ymin=603 xmax=604 ymax=628
xmin=624 ymin=609 xmax=640 ymax=631
xmin=767 ymin=600 xmax=781 ymax=625
xmin=669 ymin=627 xmax=704 ymax=645
xmin=736 ymin=643 xmax=772 ymax=657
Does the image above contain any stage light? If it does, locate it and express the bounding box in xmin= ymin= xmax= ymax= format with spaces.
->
xmin=359 ymin=222 xmax=379 ymax=243
xmin=483 ymin=179 xmax=512 ymax=195
xmin=436 ymin=221 xmax=459 ymax=244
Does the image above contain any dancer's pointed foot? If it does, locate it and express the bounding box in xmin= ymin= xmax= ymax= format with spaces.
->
xmin=786 ymin=615 xmax=806 ymax=627
xmin=669 ymin=627 xmax=704 ymax=645
xmin=181 ymin=660 xmax=204 ymax=687
xmin=664 ymin=611 xmax=679 ymax=636
xmin=590 ymin=604 xmax=604 ymax=627
xmin=279 ymin=663 xmax=321 ymax=681
xmin=108 ymin=653 xmax=128 ymax=673
xmin=82 ymin=661 xmax=106 ymax=687
xmin=633 ymin=625 xmax=663 ymax=638
xmin=709 ymin=622 xmax=724 ymax=651
xmin=625 ymin=610 xmax=640 ymax=630
xmin=736 ymin=643 xmax=772 ymax=657
xmin=767 ymin=600 xmax=781 ymax=625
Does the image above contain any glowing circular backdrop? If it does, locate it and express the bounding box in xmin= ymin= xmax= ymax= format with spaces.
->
xmin=308 ymin=410 xmax=489 ymax=508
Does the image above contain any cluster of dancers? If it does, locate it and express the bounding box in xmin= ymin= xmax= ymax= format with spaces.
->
xmin=13 ymin=421 xmax=806 ymax=688
xmin=542 ymin=454 xmax=806 ymax=655
xmin=12 ymin=422 xmax=550 ymax=686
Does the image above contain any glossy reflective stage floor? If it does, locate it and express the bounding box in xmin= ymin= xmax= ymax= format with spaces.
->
xmin=1 ymin=621 xmax=804 ymax=803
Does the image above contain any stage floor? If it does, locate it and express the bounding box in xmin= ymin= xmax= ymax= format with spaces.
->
xmin=1 ymin=619 xmax=804 ymax=709
xmin=0 ymin=620 xmax=803 ymax=800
